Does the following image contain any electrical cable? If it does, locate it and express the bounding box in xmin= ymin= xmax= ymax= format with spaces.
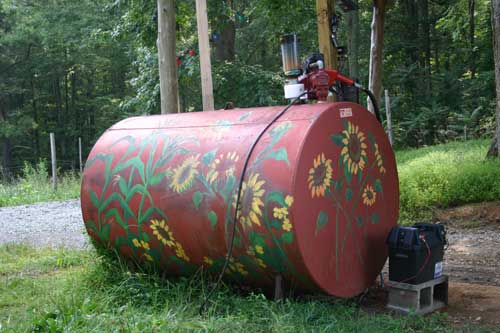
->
xmin=198 ymin=92 xmax=307 ymax=315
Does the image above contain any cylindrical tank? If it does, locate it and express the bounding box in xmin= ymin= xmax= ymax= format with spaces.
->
xmin=81 ymin=102 xmax=399 ymax=297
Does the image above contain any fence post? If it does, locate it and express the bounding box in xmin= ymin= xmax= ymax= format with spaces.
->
xmin=384 ymin=89 xmax=393 ymax=146
xmin=78 ymin=137 xmax=83 ymax=174
xmin=50 ymin=133 xmax=57 ymax=190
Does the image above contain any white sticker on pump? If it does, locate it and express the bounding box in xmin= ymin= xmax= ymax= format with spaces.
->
xmin=434 ymin=261 xmax=443 ymax=278
xmin=340 ymin=108 xmax=353 ymax=118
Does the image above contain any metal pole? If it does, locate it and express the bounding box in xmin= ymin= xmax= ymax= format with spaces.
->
xmin=384 ymin=89 xmax=393 ymax=146
xmin=50 ymin=133 xmax=57 ymax=190
xmin=78 ymin=137 xmax=83 ymax=174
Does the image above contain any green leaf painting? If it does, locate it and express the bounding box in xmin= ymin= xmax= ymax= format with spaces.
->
xmin=193 ymin=191 xmax=203 ymax=210
xmin=331 ymin=134 xmax=344 ymax=147
xmin=266 ymin=191 xmax=286 ymax=206
xmin=202 ymin=148 xmax=217 ymax=165
xmin=208 ymin=211 xmax=218 ymax=228
xmin=282 ymin=232 xmax=294 ymax=244
xmin=345 ymin=188 xmax=353 ymax=201
xmin=315 ymin=211 xmax=329 ymax=235
xmin=262 ymin=148 xmax=290 ymax=166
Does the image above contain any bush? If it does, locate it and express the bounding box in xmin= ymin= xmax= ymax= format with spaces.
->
xmin=397 ymin=139 xmax=500 ymax=222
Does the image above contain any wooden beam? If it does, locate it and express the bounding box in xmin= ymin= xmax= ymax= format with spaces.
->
xmin=316 ymin=0 xmax=337 ymax=71
xmin=195 ymin=0 xmax=215 ymax=111
xmin=157 ymin=0 xmax=179 ymax=114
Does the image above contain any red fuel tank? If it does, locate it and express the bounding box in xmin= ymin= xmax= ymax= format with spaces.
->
xmin=81 ymin=102 xmax=399 ymax=297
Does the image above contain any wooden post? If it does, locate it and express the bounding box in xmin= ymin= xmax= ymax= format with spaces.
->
xmin=195 ymin=0 xmax=215 ymax=111
xmin=316 ymin=0 xmax=337 ymax=71
xmin=384 ymin=90 xmax=393 ymax=146
xmin=78 ymin=137 xmax=83 ymax=174
xmin=316 ymin=0 xmax=337 ymax=102
xmin=50 ymin=133 xmax=57 ymax=190
xmin=157 ymin=0 xmax=179 ymax=114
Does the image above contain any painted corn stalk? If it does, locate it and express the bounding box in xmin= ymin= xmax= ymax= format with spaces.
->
xmin=81 ymin=102 xmax=399 ymax=297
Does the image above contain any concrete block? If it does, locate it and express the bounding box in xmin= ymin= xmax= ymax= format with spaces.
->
xmin=387 ymin=275 xmax=448 ymax=315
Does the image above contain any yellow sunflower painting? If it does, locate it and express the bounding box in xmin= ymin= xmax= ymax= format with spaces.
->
xmin=170 ymin=155 xmax=200 ymax=193
xmin=206 ymin=151 xmax=240 ymax=184
xmin=149 ymin=219 xmax=176 ymax=247
xmin=340 ymin=122 xmax=368 ymax=175
xmin=362 ymin=184 xmax=377 ymax=206
xmin=234 ymin=173 xmax=265 ymax=227
xmin=307 ymin=153 xmax=333 ymax=198
xmin=374 ymin=143 xmax=386 ymax=175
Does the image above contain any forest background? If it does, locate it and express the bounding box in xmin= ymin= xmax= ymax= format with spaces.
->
xmin=0 ymin=0 xmax=496 ymax=176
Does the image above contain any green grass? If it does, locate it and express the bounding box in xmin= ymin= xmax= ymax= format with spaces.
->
xmin=0 ymin=160 xmax=80 ymax=207
xmin=396 ymin=139 xmax=500 ymax=222
xmin=1 ymin=140 xmax=499 ymax=224
xmin=1 ymin=244 xmax=478 ymax=333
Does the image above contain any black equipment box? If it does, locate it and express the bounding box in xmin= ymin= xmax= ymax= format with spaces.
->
xmin=386 ymin=223 xmax=447 ymax=284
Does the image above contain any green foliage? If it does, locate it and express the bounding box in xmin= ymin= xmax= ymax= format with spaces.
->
xmin=0 ymin=244 xmax=467 ymax=332
xmin=1 ymin=0 xmax=498 ymax=178
xmin=0 ymin=160 xmax=80 ymax=207
xmin=380 ymin=0 xmax=496 ymax=148
xmin=397 ymin=139 xmax=500 ymax=223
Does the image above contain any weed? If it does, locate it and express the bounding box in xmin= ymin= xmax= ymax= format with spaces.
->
xmin=0 ymin=160 xmax=80 ymax=207
xmin=0 ymin=245 xmax=461 ymax=332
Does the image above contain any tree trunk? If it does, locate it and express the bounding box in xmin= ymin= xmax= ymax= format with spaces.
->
xmin=157 ymin=0 xmax=179 ymax=114
xmin=31 ymin=77 xmax=39 ymax=160
xmin=488 ymin=0 xmax=500 ymax=158
xmin=54 ymin=77 xmax=66 ymax=161
xmin=367 ymin=1 xmax=386 ymax=114
xmin=469 ymin=0 xmax=476 ymax=79
xmin=0 ymin=101 xmax=12 ymax=178
xmin=419 ymin=0 xmax=431 ymax=96
xmin=347 ymin=0 xmax=360 ymax=79
xmin=214 ymin=18 xmax=235 ymax=61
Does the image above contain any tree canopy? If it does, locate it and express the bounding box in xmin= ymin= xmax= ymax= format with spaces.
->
xmin=0 ymin=0 xmax=496 ymax=177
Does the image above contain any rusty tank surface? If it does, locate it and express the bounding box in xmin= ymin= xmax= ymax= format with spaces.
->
xmin=81 ymin=102 xmax=399 ymax=297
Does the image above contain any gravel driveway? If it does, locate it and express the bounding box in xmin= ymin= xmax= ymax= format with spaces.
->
xmin=1 ymin=200 xmax=499 ymax=287
xmin=0 ymin=199 xmax=89 ymax=249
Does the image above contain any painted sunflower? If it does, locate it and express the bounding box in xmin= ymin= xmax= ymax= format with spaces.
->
xmin=234 ymin=173 xmax=265 ymax=227
xmin=174 ymin=242 xmax=190 ymax=262
xmin=229 ymin=258 xmax=248 ymax=275
xmin=170 ymin=155 xmax=200 ymax=193
xmin=256 ymin=258 xmax=267 ymax=268
xmin=149 ymin=219 xmax=176 ymax=247
xmin=341 ymin=122 xmax=368 ymax=175
xmin=374 ymin=143 xmax=386 ymax=175
xmin=203 ymin=257 xmax=214 ymax=266
xmin=206 ymin=151 xmax=240 ymax=184
xmin=362 ymin=184 xmax=377 ymax=206
xmin=132 ymin=239 xmax=150 ymax=250
xmin=307 ymin=153 xmax=333 ymax=198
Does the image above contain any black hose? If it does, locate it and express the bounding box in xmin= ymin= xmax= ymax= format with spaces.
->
xmin=198 ymin=92 xmax=307 ymax=315
xmin=360 ymin=87 xmax=382 ymax=124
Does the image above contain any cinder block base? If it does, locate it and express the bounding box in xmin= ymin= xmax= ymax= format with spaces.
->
xmin=387 ymin=275 xmax=448 ymax=315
